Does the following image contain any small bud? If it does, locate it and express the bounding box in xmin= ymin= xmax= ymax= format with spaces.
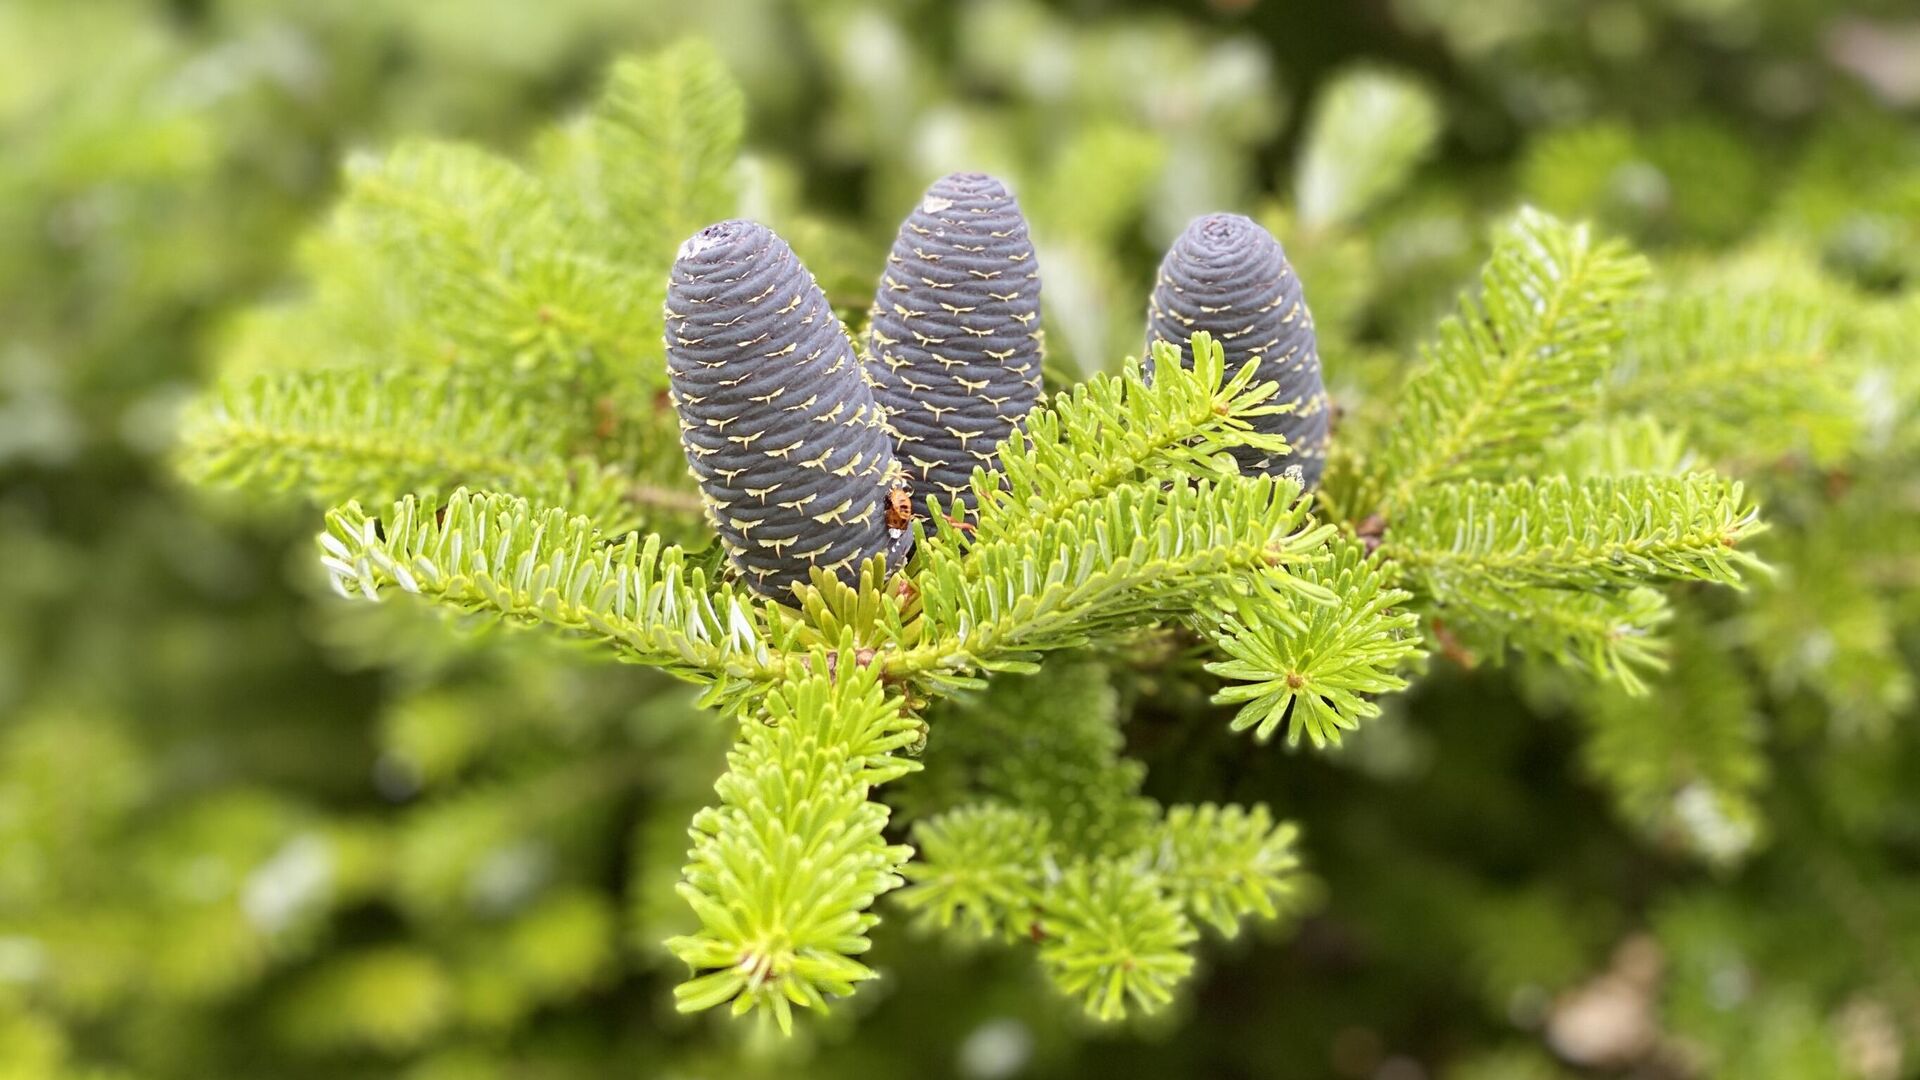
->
xmin=1145 ymin=213 xmax=1330 ymax=488
xmin=867 ymin=172 xmax=1044 ymax=512
xmin=665 ymin=220 xmax=899 ymax=597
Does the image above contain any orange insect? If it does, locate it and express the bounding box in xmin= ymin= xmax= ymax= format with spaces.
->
xmin=885 ymin=483 xmax=916 ymax=531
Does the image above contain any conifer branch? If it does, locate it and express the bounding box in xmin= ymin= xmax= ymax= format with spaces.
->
xmin=178 ymin=369 xmax=645 ymax=532
xmin=339 ymin=143 xmax=656 ymax=379
xmin=565 ymin=40 xmax=744 ymax=273
xmin=964 ymin=333 xmax=1290 ymax=544
xmin=1361 ymin=209 xmax=1650 ymax=516
xmin=1035 ymin=860 xmax=1197 ymax=1022
xmin=1578 ymin=621 xmax=1766 ymax=863
xmin=1607 ymin=285 xmax=1859 ymax=465
xmin=1204 ymin=540 xmax=1423 ymax=747
xmin=317 ymin=490 xmax=779 ymax=687
xmin=1147 ymin=805 xmax=1303 ymax=938
xmin=1537 ymin=415 xmax=1694 ymax=479
xmin=914 ymin=475 xmax=1333 ymax=669
xmin=667 ymin=654 xmax=921 ymax=1031
xmin=895 ymin=804 xmax=1051 ymax=941
xmin=900 ymin=800 xmax=1307 ymax=1019
xmin=1381 ymin=475 xmax=1764 ymax=598
xmin=898 ymin=658 xmax=1153 ymax=855
xmin=1452 ymin=586 xmax=1672 ymax=693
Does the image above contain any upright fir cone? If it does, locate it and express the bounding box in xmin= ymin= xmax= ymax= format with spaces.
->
xmin=1144 ymin=213 xmax=1330 ymax=489
xmin=866 ymin=171 xmax=1043 ymax=512
xmin=665 ymin=220 xmax=905 ymax=598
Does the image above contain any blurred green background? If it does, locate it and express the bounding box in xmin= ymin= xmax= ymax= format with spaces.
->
xmin=4 ymin=0 xmax=1919 ymax=1077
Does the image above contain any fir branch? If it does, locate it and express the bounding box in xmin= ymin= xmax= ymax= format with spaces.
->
xmin=1295 ymin=66 xmax=1443 ymax=231
xmin=1450 ymin=586 xmax=1672 ymax=694
xmin=965 ymin=332 xmax=1290 ymax=544
xmin=1035 ymin=860 xmax=1197 ymax=1022
xmin=895 ymin=804 xmax=1051 ymax=942
xmin=317 ymin=490 xmax=779 ymax=687
xmin=1204 ymin=540 xmax=1423 ymax=747
xmin=1578 ymin=620 xmax=1766 ymax=864
xmin=1381 ymin=475 xmax=1765 ymax=598
xmin=1537 ymin=415 xmax=1694 ymax=479
xmin=667 ymin=654 xmax=920 ymax=1031
xmin=899 ymin=798 xmax=1310 ymax=1019
xmin=1147 ymin=804 xmax=1303 ymax=938
xmin=1362 ymin=209 xmax=1650 ymax=516
xmin=178 ymin=368 xmax=644 ymax=532
xmin=914 ymin=474 xmax=1334 ymax=670
xmin=1607 ymin=285 xmax=1859 ymax=466
xmin=899 ymin=658 xmax=1154 ymax=855
xmin=567 ymin=40 xmax=744 ymax=272
xmin=339 ymin=141 xmax=658 ymax=381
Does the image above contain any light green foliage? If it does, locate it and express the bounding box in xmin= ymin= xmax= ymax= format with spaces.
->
xmin=178 ymin=369 xmax=646 ymax=532
xmin=1537 ymin=415 xmax=1693 ymax=479
xmin=1464 ymin=586 xmax=1674 ymax=693
xmin=274 ymin=947 xmax=455 ymax=1052
xmin=100 ymin=9 xmax=1877 ymax=1065
xmin=1149 ymin=804 xmax=1302 ymax=937
xmin=669 ymin=658 xmax=919 ymax=1032
xmin=894 ymin=661 xmax=1305 ymax=1017
xmin=1749 ymin=500 xmax=1916 ymax=735
xmin=1036 ymin=862 xmax=1197 ymax=1022
xmin=1348 ymin=209 xmax=1651 ymax=518
xmin=12 ymin=0 xmax=1915 ymax=1074
xmin=895 ymin=805 xmax=1051 ymax=941
xmin=1580 ymin=619 xmax=1767 ymax=863
xmin=1385 ymin=475 xmax=1763 ymax=595
xmin=1608 ymin=282 xmax=1859 ymax=467
xmin=1521 ymin=120 xmax=1767 ymax=244
xmin=1652 ymin=893 xmax=1859 ymax=1078
xmin=560 ymin=43 xmax=745 ymax=272
xmin=899 ymin=658 xmax=1152 ymax=853
xmin=1295 ymin=66 xmax=1443 ymax=231
xmin=193 ymin=85 xmax=1766 ymax=1027
xmin=179 ymin=41 xmax=737 ymax=537
xmin=306 ymin=331 xmax=1350 ymax=1022
xmin=319 ymin=492 xmax=770 ymax=684
xmin=1206 ymin=540 xmax=1423 ymax=747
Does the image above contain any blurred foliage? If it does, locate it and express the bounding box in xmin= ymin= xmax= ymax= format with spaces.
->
xmin=2 ymin=0 xmax=1918 ymax=1077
